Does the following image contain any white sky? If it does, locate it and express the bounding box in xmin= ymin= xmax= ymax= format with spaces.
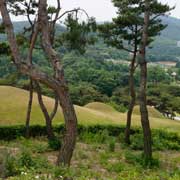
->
xmin=51 ymin=0 xmax=180 ymax=21
xmin=1 ymin=0 xmax=180 ymax=21
xmin=49 ymin=0 xmax=180 ymax=21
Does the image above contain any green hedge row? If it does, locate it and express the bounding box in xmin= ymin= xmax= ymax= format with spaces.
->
xmin=1 ymin=124 xmax=180 ymax=151
xmin=0 ymin=125 xmax=138 ymax=140
xmin=0 ymin=124 xmax=179 ymax=143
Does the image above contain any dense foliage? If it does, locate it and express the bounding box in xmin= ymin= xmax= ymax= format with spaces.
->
xmin=0 ymin=49 xmax=180 ymax=115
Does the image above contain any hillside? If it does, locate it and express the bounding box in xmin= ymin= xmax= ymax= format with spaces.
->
xmin=1 ymin=16 xmax=180 ymax=62
xmin=0 ymin=86 xmax=180 ymax=132
xmin=147 ymin=16 xmax=180 ymax=62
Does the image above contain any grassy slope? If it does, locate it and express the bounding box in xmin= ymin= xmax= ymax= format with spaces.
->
xmin=0 ymin=86 xmax=180 ymax=132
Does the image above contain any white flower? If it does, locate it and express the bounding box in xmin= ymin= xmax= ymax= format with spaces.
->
xmin=35 ymin=175 xmax=40 ymax=179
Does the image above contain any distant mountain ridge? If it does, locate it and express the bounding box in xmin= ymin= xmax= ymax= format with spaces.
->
xmin=147 ymin=16 xmax=180 ymax=62
xmin=161 ymin=16 xmax=180 ymax=41
xmin=1 ymin=16 xmax=180 ymax=62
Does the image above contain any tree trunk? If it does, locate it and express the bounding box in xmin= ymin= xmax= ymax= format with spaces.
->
xmin=25 ymin=78 xmax=33 ymax=138
xmin=35 ymin=81 xmax=55 ymax=140
xmin=139 ymin=0 xmax=152 ymax=161
xmin=125 ymin=58 xmax=136 ymax=144
xmin=125 ymin=28 xmax=138 ymax=144
xmin=139 ymin=62 xmax=152 ymax=160
xmin=56 ymin=88 xmax=77 ymax=166
xmin=50 ymin=94 xmax=59 ymax=121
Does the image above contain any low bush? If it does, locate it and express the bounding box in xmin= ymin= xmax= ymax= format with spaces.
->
xmin=48 ymin=137 xmax=61 ymax=151
xmin=0 ymin=149 xmax=51 ymax=178
xmin=108 ymin=138 xmax=116 ymax=152
xmin=125 ymin=151 xmax=159 ymax=168
xmin=130 ymin=133 xmax=144 ymax=150
xmin=79 ymin=129 xmax=111 ymax=144
xmin=108 ymin=101 xmax=127 ymax=113
xmin=19 ymin=150 xmax=35 ymax=168
xmin=129 ymin=129 xmax=180 ymax=151
xmin=0 ymin=125 xmax=180 ymax=151
xmin=3 ymin=153 xmax=20 ymax=177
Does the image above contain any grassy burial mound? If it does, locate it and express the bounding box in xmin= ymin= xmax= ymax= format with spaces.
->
xmin=133 ymin=105 xmax=164 ymax=119
xmin=0 ymin=86 xmax=180 ymax=132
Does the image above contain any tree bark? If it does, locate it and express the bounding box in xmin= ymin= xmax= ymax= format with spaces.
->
xmin=139 ymin=0 xmax=152 ymax=160
xmin=125 ymin=54 xmax=136 ymax=144
xmin=25 ymin=2 xmax=36 ymax=139
xmin=125 ymin=26 xmax=138 ymax=144
xmin=50 ymin=94 xmax=59 ymax=121
xmin=56 ymin=88 xmax=77 ymax=166
xmin=35 ymin=81 xmax=55 ymax=140
xmin=25 ymin=78 xmax=33 ymax=138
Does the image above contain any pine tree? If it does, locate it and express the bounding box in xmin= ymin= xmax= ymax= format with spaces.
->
xmin=1 ymin=0 xmax=96 ymax=166
xmin=99 ymin=0 xmax=171 ymax=148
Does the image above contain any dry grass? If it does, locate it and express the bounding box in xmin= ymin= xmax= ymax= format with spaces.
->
xmin=0 ymin=86 xmax=180 ymax=133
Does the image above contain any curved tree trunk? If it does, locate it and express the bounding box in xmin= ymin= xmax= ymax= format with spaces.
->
xmin=50 ymin=94 xmax=59 ymax=121
xmin=25 ymin=78 xmax=33 ymax=138
xmin=56 ymin=88 xmax=77 ymax=166
xmin=125 ymin=62 xmax=136 ymax=144
xmin=35 ymin=81 xmax=55 ymax=140
xmin=0 ymin=0 xmax=77 ymax=166
xmin=139 ymin=0 xmax=152 ymax=161
xmin=125 ymin=30 xmax=138 ymax=144
xmin=38 ymin=0 xmax=78 ymax=166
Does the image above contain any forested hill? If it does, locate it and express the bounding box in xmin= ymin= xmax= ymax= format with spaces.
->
xmin=161 ymin=16 xmax=180 ymax=41
xmin=1 ymin=16 xmax=180 ymax=62
xmin=148 ymin=16 xmax=180 ymax=62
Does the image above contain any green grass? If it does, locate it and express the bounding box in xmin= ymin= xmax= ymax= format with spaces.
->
xmin=0 ymin=86 xmax=180 ymax=133
xmin=1 ymin=138 xmax=180 ymax=180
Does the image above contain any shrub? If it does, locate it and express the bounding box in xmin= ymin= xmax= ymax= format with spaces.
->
xmin=130 ymin=133 xmax=144 ymax=150
xmin=108 ymin=138 xmax=115 ymax=152
xmin=19 ymin=151 xmax=35 ymax=168
xmin=33 ymin=156 xmax=49 ymax=169
xmin=3 ymin=153 xmax=20 ymax=177
xmin=108 ymin=101 xmax=127 ymax=113
xmin=125 ymin=151 xmax=159 ymax=168
xmin=95 ymin=130 xmax=110 ymax=143
xmin=79 ymin=130 xmax=110 ymax=144
xmin=0 ymin=125 xmax=180 ymax=152
xmin=48 ymin=137 xmax=61 ymax=151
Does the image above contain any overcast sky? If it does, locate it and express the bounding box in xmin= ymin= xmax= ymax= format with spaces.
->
xmin=50 ymin=0 xmax=180 ymax=22
xmin=2 ymin=0 xmax=180 ymax=21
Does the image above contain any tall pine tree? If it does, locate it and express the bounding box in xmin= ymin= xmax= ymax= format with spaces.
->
xmin=99 ymin=0 xmax=171 ymax=148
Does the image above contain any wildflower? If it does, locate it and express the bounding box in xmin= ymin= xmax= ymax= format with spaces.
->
xmin=35 ymin=175 xmax=40 ymax=179
xmin=21 ymin=172 xmax=27 ymax=175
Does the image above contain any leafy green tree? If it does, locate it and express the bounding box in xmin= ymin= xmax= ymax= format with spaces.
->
xmin=147 ymin=66 xmax=171 ymax=84
xmin=69 ymin=82 xmax=108 ymax=106
xmin=147 ymin=84 xmax=180 ymax=118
